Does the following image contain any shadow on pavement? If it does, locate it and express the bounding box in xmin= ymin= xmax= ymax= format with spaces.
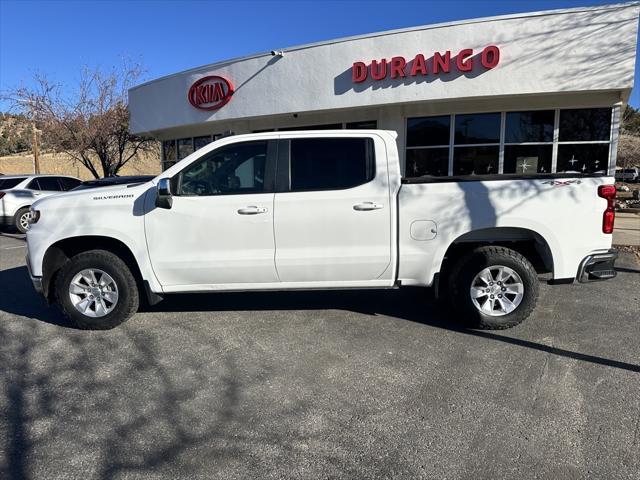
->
xmin=1 ymin=265 xmax=639 ymax=374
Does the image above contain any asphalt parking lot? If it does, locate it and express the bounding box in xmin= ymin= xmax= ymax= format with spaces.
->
xmin=0 ymin=233 xmax=639 ymax=480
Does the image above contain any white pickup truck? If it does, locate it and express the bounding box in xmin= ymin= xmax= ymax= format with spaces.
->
xmin=26 ymin=130 xmax=618 ymax=330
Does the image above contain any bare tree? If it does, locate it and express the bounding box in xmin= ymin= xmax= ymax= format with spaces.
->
xmin=5 ymin=62 xmax=156 ymax=178
xmin=618 ymin=106 xmax=640 ymax=170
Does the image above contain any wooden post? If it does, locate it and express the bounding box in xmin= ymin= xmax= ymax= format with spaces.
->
xmin=32 ymin=122 xmax=40 ymax=174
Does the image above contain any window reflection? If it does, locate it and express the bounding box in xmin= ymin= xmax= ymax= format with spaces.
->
xmin=505 ymin=111 xmax=554 ymax=143
xmin=407 ymin=116 xmax=450 ymax=147
xmin=177 ymin=138 xmax=194 ymax=160
xmin=406 ymin=148 xmax=449 ymax=176
xmin=454 ymin=113 xmax=500 ymax=144
xmin=504 ymin=145 xmax=552 ymax=174
xmin=194 ymin=136 xmax=213 ymax=151
xmin=557 ymin=144 xmax=609 ymax=174
xmin=178 ymin=141 xmax=267 ymax=196
xmin=162 ymin=140 xmax=176 ymax=162
xmin=559 ymin=108 xmax=611 ymax=142
xmin=453 ymin=146 xmax=499 ymax=175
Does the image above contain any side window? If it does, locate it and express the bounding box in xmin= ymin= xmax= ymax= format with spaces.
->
xmin=59 ymin=177 xmax=81 ymax=191
xmin=176 ymin=141 xmax=268 ymax=196
xmin=27 ymin=178 xmax=42 ymax=190
xmin=289 ymin=137 xmax=375 ymax=191
xmin=36 ymin=177 xmax=63 ymax=191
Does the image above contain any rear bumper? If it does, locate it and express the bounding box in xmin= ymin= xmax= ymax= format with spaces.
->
xmin=577 ymin=249 xmax=618 ymax=283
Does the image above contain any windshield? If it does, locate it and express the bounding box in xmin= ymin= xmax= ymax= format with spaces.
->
xmin=0 ymin=177 xmax=26 ymax=189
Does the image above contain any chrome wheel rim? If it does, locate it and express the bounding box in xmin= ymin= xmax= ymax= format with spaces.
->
xmin=470 ymin=265 xmax=524 ymax=317
xmin=68 ymin=269 xmax=119 ymax=318
xmin=19 ymin=211 xmax=33 ymax=231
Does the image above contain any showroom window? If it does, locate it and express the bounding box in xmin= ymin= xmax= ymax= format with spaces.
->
xmin=406 ymin=116 xmax=450 ymax=176
xmin=253 ymin=120 xmax=377 ymax=133
xmin=557 ymin=108 xmax=611 ymax=174
xmin=453 ymin=113 xmax=501 ymax=175
xmin=406 ymin=107 xmax=613 ymax=178
xmin=503 ymin=110 xmax=554 ymax=174
xmin=162 ymin=135 xmax=220 ymax=170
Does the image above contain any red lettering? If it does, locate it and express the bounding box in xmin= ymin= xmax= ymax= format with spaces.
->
xmin=481 ymin=45 xmax=500 ymax=68
xmin=351 ymin=45 xmax=500 ymax=83
xmin=410 ymin=54 xmax=427 ymax=76
xmin=195 ymin=85 xmax=206 ymax=105
xmin=213 ymin=82 xmax=224 ymax=101
xmin=390 ymin=56 xmax=406 ymax=78
xmin=370 ymin=59 xmax=387 ymax=81
xmin=352 ymin=61 xmax=368 ymax=82
xmin=456 ymin=48 xmax=473 ymax=72
xmin=433 ymin=51 xmax=450 ymax=74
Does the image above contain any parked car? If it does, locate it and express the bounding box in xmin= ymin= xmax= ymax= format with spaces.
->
xmin=615 ymin=167 xmax=640 ymax=182
xmin=0 ymin=174 xmax=81 ymax=233
xmin=26 ymin=131 xmax=618 ymax=330
xmin=72 ymin=175 xmax=155 ymax=191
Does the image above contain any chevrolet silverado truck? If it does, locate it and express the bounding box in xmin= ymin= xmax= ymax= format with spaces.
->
xmin=25 ymin=130 xmax=618 ymax=330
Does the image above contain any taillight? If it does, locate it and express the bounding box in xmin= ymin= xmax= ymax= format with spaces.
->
xmin=598 ymin=184 xmax=616 ymax=234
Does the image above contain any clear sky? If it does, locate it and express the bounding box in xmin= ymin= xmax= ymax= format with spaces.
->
xmin=1 ymin=0 xmax=638 ymax=110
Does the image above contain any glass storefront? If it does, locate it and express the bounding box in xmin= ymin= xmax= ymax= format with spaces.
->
xmin=162 ymin=134 xmax=221 ymax=171
xmin=406 ymin=108 xmax=612 ymax=178
xmin=162 ymin=121 xmax=378 ymax=171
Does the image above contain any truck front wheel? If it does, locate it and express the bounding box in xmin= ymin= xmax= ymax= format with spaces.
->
xmin=447 ymin=246 xmax=539 ymax=329
xmin=54 ymin=250 xmax=140 ymax=329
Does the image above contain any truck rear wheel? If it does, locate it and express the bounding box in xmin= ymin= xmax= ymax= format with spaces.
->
xmin=55 ymin=249 xmax=139 ymax=330
xmin=447 ymin=246 xmax=539 ymax=329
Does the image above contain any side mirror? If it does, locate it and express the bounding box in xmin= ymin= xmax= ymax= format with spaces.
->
xmin=156 ymin=178 xmax=173 ymax=209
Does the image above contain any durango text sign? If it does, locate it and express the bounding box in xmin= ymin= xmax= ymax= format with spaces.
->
xmin=352 ymin=45 xmax=500 ymax=83
xmin=188 ymin=75 xmax=234 ymax=110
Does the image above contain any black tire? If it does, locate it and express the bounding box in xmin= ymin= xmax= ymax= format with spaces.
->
xmin=446 ymin=246 xmax=539 ymax=330
xmin=55 ymin=249 xmax=139 ymax=330
xmin=14 ymin=207 xmax=31 ymax=234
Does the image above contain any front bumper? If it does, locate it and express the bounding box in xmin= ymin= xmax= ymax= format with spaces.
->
xmin=26 ymin=254 xmax=44 ymax=295
xmin=577 ymin=249 xmax=618 ymax=283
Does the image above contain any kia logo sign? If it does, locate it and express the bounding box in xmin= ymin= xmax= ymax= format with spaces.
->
xmin=188 ymin=75 xmax=234 ymax=110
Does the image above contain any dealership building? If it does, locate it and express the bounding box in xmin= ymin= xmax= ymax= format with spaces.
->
xmin=129 ymin=2 xmax=639 ymax=178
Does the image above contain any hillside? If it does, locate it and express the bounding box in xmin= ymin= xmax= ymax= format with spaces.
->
xmin=0 ymin=112 xmax=40 ymax=156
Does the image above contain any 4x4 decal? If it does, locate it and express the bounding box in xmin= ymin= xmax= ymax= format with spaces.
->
xmin=541 ymin=180 xmax=582 ymax=187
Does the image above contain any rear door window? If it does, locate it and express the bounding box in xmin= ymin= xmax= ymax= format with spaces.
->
xmin=289 ymin=137 xmax=375 ymax=191
xmin=59 ymin=177 xmax=82 ymax=191
xmin=32 ymin=177 xmax=63 ymax=191
xmin=0 ymin=177 xmax=27 ymax=189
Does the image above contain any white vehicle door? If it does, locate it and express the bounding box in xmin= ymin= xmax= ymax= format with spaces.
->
xmin=27 ymin=176 xmax=65 ymax=199
xmin=273 ymin=135 xmax=393 ymax=283
xmin=145 ymin=140 xmax=279 ymax=288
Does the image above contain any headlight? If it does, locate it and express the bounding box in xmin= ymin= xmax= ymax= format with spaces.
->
xmin=29 ymin=208 xmax=40 ymax=225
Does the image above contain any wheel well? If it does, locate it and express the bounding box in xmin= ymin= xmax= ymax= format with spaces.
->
xmin=440 ymin=227 xmax=554 ymax=279
xmin=42 ymin=236 xmax=144 ymax=302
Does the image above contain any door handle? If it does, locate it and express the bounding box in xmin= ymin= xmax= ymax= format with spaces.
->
xmin=237 ymin=206 xmax=268 ymax=215
xmin=353 ymin=202 xmax=383 ymax=211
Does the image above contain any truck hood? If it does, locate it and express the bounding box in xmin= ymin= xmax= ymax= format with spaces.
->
xmin=32 ymin=180 xmax=154 ymax=210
